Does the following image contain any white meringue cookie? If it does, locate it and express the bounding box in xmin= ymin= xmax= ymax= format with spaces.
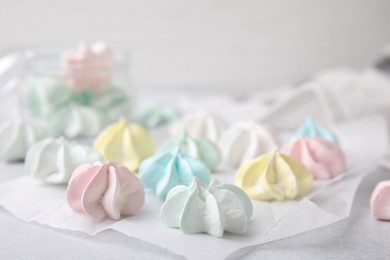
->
xmin=170 ymin=111 xmax=225 ymax=144
xmin=25 ymin=137 xmax=102 ymax=184
xmin=160 ymin=177 xmax=253 ymax=237
xmin=220 ymin=121 xmax=278 ymax=168
xmin=50 ymin=104 xmax=102 ymax=138
xmin=0 ymin=120 xmax=49 ymax=162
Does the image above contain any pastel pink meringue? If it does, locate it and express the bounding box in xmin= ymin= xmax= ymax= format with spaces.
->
xmin=281 ymin=137 xmax=346 ymax=180
xmin=63 ymin=42 xmax=114 ymax=92
xmin=371 ymin=181 xmax=390 ymax=220
xmin=67 ymin=161 xmax=145 ymax=221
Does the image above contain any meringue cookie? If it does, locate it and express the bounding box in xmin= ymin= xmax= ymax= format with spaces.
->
xmin=50 ymin=103 xmax=102 ymax=138
xmin=63 ymin=42 xmax=114 ymax=92
xmin=92 ymin=85 xmax=132 ymax=125
xmin=25 ymin=137 xmax=102 ymax=184
xmin=219 ymin=120 xmax=278 ymax=168
xmin=135 ymin=102 xmax=180 ymax=129
xmin=94 ymin=118 xmax=155 ymax=172
xmin=67 ymin=161 xmax=145 ymax=221
xmin=139 ymin=150 xmax=211 ymax=200
xmin=294 ymin=116 xmax=338 ymax=144
xmin=159 ymin=131 xmax=221 ymax=172
xmin=281 ymin=137 xmax=346 ymax=180
xmin=170 ymin=111 xmax=225 ymax=144
xmin=0 ymin=120 xmax=49 ymax=162
xmin=160 ymin=177 xmax=253 ymax=237
xmin=370 ymin=181 xmax=390 ymax=220
xmin=27 ymin=77 xmax=71 ymax=118
xmin=235 ymin=149 xmax=313 ymax=201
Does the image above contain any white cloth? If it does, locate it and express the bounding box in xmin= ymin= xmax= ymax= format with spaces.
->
xmin=260 ymin=68 xmax=390 ymax=130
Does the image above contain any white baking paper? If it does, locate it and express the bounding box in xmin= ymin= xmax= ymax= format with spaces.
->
xmin=0 ymin=115 xmax=388 ymax=260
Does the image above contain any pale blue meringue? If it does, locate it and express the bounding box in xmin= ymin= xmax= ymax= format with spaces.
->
xmin=159 ymin=131 xmax=220 ymax=172
xmin=139 ymin=150 xmax=211 ymax=200
xmin=160 ymin=177 xmax=253 ymax=237
xmin=294 ymin=116 xmax=338 ymax=143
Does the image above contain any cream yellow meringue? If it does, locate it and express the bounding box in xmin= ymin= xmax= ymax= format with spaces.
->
xmin=235 ymin=149 xmax=313 ymax=201
xmin=94 ymin=118 xmax=155 ymax=172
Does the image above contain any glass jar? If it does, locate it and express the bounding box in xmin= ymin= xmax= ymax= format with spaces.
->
xmin=0 ymin=44 xmax=134 ymax=139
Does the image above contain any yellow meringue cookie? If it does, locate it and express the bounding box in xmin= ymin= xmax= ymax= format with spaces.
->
xmin=235 ymin=149 xmax=313 ymax=201
xmin=94 ymin=118 xmax=155 ymax=172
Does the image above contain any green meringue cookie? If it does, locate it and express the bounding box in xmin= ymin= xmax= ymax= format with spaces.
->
xmin=135 ymin=102 xmax=180 ymax=129
xmin=26 ymin=76 xmax=132 ymax=138
xmin=159 ymin=131 xmax=221 ymax=172
xmin=160 ymin=177 xmax=253 ymax=237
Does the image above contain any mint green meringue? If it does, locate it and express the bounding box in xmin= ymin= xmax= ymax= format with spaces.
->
xmin=159 ymin=131 xmax=220 ymax=172
xmin=135 ymin=102 xmax=180 ymax=129
xmin=160 ymin=177 xmax=253 ymax=237
xmin=26 ymin=76 xmax=131 ymax=138
xmin=139 ymin=150 xmax=211 ymax=200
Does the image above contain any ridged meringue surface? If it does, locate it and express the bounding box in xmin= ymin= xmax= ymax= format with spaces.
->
xmin=159 ymin=131 xmax=220 ymax=171
xmin=0 ymin=120 xmax=49 ymax=162
xmin=25 ymin=137 xmax=102 ymax=184
xmin=219 ymin=120 xmax=277 ymax=168
xmin=170 ymin=111 xmax=225 ymax=144
xmin=67 ymin=161 xmax=145 ymax=221
xmin=160 ymin=177 xmax=253 ymax=237
xmin=94 ymin=118 xmax=155 ymax=172
xmin=281 ymin=137 xmax=346 ymax=180
xmin=235 ymin=149 xmax=313 ymax=201
xmin=139 ymin=150 xmax=211 ymax=200
xmin=370 ymin=181 xmax=390 ymax=220
xmin=294 ymin=116 xmax=338 ymax=144
xmin=50 ymin=104 xmax=102 ymax=138
xmin=135 ymin=103 xmax=180 ymax=129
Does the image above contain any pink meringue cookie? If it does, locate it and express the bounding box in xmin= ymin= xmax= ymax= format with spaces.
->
xmin=63 ymin=42 xmax=114 ymax=92
xmin=281 ymin=137 xmax=346 ymax=180
xmin=67 ymin=161 xmax=145 ymax=221
xmin=371 ymin=181 xmax=390 ymax=220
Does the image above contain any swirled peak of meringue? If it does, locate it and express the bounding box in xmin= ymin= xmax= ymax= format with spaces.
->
xmin=67 ymin=161 xmax=145 ymax=221
xmin=294 ymin=116 xmax=338 ymax=144
xmin=170 ymin=111 xmax=225 ymax=144
xmin=281 ymin=137 xmax=346 ymax=180
xmin=63 ymin=42 xmax=114 ymax=92
xmin=159 ymin=131 xmax=220 ymax=172
xmin=235 ymin=149 xmax=313 ymax=201
xmin=219 ymin=120 xmax=278 ymax=168
xmin=160 ymin=177 xmax=253 ymax=237
xmin=139 ymin=150 xmax=211 ymax=200
xmin=0 ymin=120 xmax=49 ymax=162
xmin=94 ymin=118 xmax=155 ymax=172
xmin=25 ymin=137 xmax=102 ymax=184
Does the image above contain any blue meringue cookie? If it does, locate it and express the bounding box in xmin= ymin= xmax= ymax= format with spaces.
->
xmin=139 ymin=150 xmax=211 ymax=200
xmin=294 ymin=116 xmax=338 ymax=144
xmin=159 ymin=131 xmax=220 ymax=172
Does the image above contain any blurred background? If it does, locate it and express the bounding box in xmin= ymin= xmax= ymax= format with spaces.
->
xmin=0 ymin=0 xmax=389 ymax=93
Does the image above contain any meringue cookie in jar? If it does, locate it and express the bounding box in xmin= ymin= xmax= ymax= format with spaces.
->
xmin=22 ymin=42 xmax=133 ymax=139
